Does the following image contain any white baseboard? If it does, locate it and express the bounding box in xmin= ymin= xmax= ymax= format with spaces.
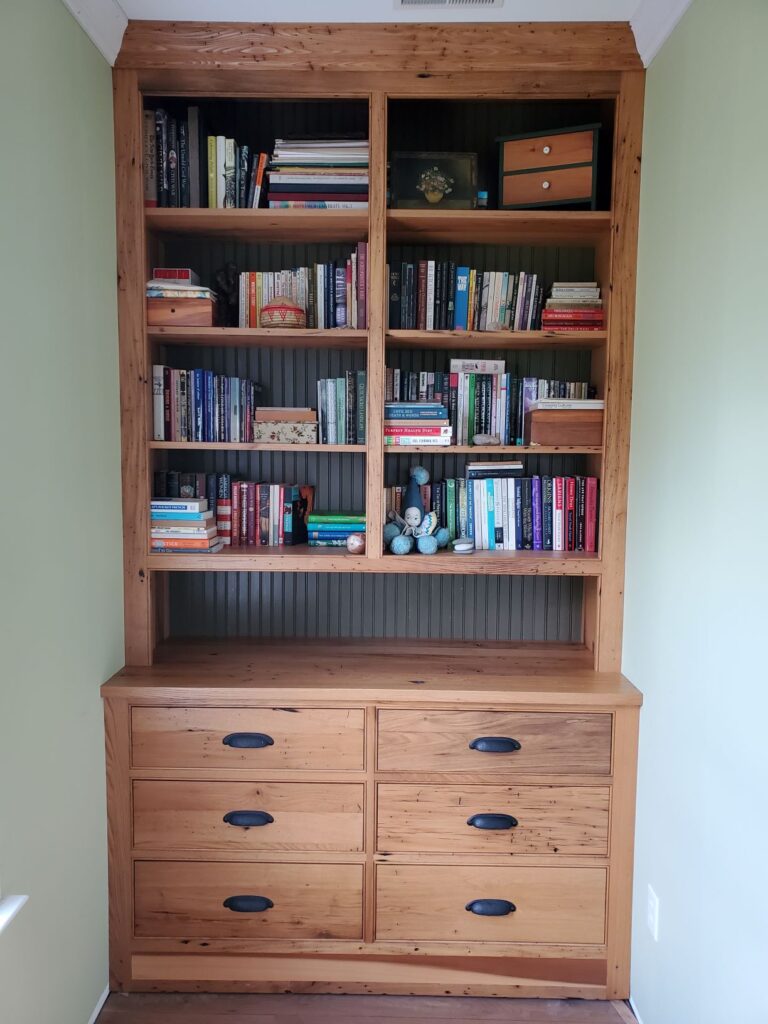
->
xmin=87 ymin=985 xmax=110 ymax=1024
xmin=629 ymin=996 xmax=645 ymax=1024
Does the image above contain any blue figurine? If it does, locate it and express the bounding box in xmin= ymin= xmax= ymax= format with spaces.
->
xmin=386 ymin=466 xmax=450 ymax=555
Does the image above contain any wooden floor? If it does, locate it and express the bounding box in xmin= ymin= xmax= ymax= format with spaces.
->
xmin=98 ymin=993 xmax=637 ymax=1023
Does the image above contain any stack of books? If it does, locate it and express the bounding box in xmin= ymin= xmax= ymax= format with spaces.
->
xmin=307 ymin=513 xmax=366 ymax=548
xmin=152 ymin=365 xmax=261 ymax=442
xmin=384 ymin=401 xmax=451 ymax=448
xmin=317 ymin=372 xmax=367 ymax=445
xmin=237 ymin=245 xmax=368 ymax=328
xmin=143 ymin=106 xmax=268 ymax=209
xmin=150 ymin=498 xmax=222 ymax=553
xmin=387 ymin=262 xmax=545 ymax=332
xmin=541 ymin=282 xmax=605 ymax=332
xmin=267 ymin=138 xmax=369 ymax=209
xmin=146 ymin=269 xmax=217 ymax=305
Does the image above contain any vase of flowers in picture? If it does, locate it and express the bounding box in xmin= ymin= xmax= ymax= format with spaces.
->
xmin=417 ymin=165 xmax=455 ymax=205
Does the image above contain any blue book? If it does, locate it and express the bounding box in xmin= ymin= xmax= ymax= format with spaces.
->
xmin=308 ymin=530 xmax=358 ymax=540
xmin=385 ymin=404 xmax=448 ymax=420
xmin=466 ymin=475 xmax=475 ymax=541
xmin=454 ymin=266 xmax=470 ymax=329
xmin=193 ymin=370 xmax=203 ymax=441
xmin=151 ymin=511 xmax=211 ymax=521
xmin=485 ymin=479 xmax=496 ymax=551
xmin=309 ymin=522 xmax=366 ymax=532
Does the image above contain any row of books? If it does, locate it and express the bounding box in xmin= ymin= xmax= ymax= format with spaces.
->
xmin=237 ymin=245 xmax=368 ymax=329
xmin=151 ymin=497 xmax=222 ymax=553
xmin=385 ymin=362 xmax=596 ymax=446
xmin=317 ymin=374 xmax=367 ymax=445
xmin=542 ymin=282 xmax=605 ymax=332
xmin=152 ymin=366 xmax=261 ymax=443
xmin=387 ymin=264 xmax=549 ymax=332
xmin=144 ymin=107 xmax=268 ymax=209
xmin=386 ymin=467 xmax=599 ymax=551
xmin=267 ymin=138 xmax=369 ymax=209
xmin=306 ymin=513 xmax=366 ymax=548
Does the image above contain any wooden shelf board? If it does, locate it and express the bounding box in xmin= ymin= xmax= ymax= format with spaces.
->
xmin=145 ymin=207 xmax=368 ymax=242
xmin=147 ymin=546 xmax=601 ymax=575
xmin=150 ymin=441 xmax=364 ymax=453
xmin=149 ymin=326 xmax=368 ymax=349
xmin=384 ymin=445 xmax=602 ymax=455
xmin=386 ymin=209 xmax=611 ymax=246
xmin=387 ymin=329 xmax=606 ymax=350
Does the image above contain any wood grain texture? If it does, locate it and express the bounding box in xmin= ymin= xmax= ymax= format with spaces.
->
xmin=131 ymin=706 xmax=365 ymax=770
xmin=105 ymin=698 xmax=133 ymax=989
xmin=133 ymin=780 xmax=364 ymax=852
xmin=501 ymin=130 xmax=596 ymax=173
xmin=387 ymin=209 xmax=610 ymax=246
xmin=595 ymin=71 xmax=645 ymax=672
xmin=116 ymin=22 xmax=642 ymax=73
xmin=134 ymin=861 xmax=364 ymax=939
xmin=375 ymin=864 xmax=606 ymax=944
xmin=501 ymin=165 xmax=594 ymax=208
xmin=97 ymin=991 xmax=634 ymax=1021
xmin=376 ymin=784 xmax=610 ymax=856
xmin=113 ymin=69 xmax=152 ymax=666
xmin=145 ymin=207 xmax=367 ymax=242
xmin=147 ymin=326 xmax=368 ymax=349
xmin=377 ymin=710 xmax=613 ymax=774
xmin=387 ymin=329 xmax=607 ymax=350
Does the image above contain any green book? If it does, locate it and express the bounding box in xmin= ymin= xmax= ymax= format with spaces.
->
xmin=307 ymin=514 xmax=366 ymax=524
xmin=467 ymin=373 xmax=476 ymax=445
xmin=446 ymin=478 xmax=457 ymax=541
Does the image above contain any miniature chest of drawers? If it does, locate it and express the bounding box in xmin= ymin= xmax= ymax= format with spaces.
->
xmin=497 ymin=124 xmax=600 ymax=210
xmin=102 ymin=642 xmax=641 ymax=1000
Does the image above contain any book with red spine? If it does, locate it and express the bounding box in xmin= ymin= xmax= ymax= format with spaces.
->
xmin=416 ymin=261 xmax=428 ymax=331
xmin=239 ymin=482 xmax=248 ymax=546
xmin=246 ymin=482 xmax=257 ymax=546
xmin=553 ymin=476 xmax=564 ymax=551
xmin=152 ymin=267 xmax=199 ymax=284
xmin=216 ymin=497 xmax=232 ymax=546
xmin=249 ymin=272 xmax=256 ymax=327
xmin=585 ymin=476 xmax=598 ymax=552
xmin=384 ymin=425 xmax=452 ymax=436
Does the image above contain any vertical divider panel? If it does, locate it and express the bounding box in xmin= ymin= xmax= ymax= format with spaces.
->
xmin=366 ymin=93 xmax=388 ymax=558
xmin=114 ymin=70 xmax=154 ymax=666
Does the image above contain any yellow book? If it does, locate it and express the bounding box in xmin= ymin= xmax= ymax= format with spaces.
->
xmin=467 ymin=269 xmax=477 ymax=331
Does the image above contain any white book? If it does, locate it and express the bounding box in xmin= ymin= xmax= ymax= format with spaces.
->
xmin=450 ymin=358 xmax=506 ymax=375
xmin=529 ymin=399 xmax=605 ymax=410
xmin=216 ymin=136 xmax=226 ymax=208
xmin=526 ymin=274 xmax=537 ymax=329
xmin=493 ymin=479 xmax=503 ymax=550
xmin=514 ymin=272 xmax=526 ymax=331
xmin=426 ymin=261 xmax=435 ymax=331
xmin=505 ymin=479 xmax=516 ymax=550
xmin=474 ymin=480 xmax=484 ymax=551
xmin=238 ymin=273 xmax=247 ymax=328
xmin=326 ymin=378 xmax=337 ymax=443
xmin=457 ymin=372 xmax=466 ymax=445
xmin=151 ymin=498 xmax=209 ymax=512
xmin=152 ymin=365 xmax=165 ymax=440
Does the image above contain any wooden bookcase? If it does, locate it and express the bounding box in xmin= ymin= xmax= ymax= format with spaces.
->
xmin=105 ymin=21 xmax=644 ymax=1000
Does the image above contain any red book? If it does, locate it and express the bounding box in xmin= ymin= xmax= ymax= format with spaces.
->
xmin=268 ymin=192 xmax=369 ymax=202
xmin=585 ymin=477 xmax=598 ymax=553
xmin=216 ymin=498 xmax=232 ymax=546
xmin=357 ymin=242 xmax=367 ymax=329
xmin=246 ymin=482 xmax=257 ymax=546
xmin=565 ymin=477 xmax=576 ymax=552
xmin=240 ymin=482 xmax=248 ymax=546
xmin=542 ymin=324 xmax=606 ymax=332
xmin=231 ymin=482 xmax=240 ymax=547
xmin=384 ymin=425 xmax=452 ymax=436
xmin=249 ymin=272 xmax=256 ymax=328
xmin=553 ymin=476 xmax=564 ymax=551
xmin=417 ymin=261 xmax=428 ymax=331
xmin=542 ymin=309 xmax=604 ymax=320
xmin=152 ymin=267 xmax=199 ymax=284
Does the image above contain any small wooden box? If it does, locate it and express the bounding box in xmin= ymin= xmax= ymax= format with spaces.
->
xmin=525 ymin=408 xmax=604 ymax=446
xmin=497 ymin=124 xmax=599 ymax=210
xmin=147 ymin=297 xmax=216 ymax=327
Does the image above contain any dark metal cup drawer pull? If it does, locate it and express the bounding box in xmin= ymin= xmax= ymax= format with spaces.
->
xmin=465 ymin=898 xmax=516 ymax=916
xmin=223 ymin=895 xmax=274 ymax=913
xmin=467 ymin=813 xmax=518 ymax=830
xmin=222 ymin=732 xmax=274 ymax=749
xmin=468 ymin=736 xmax=521 ymax=754
xmin=223 ymin=810 xmax=274 ymax=828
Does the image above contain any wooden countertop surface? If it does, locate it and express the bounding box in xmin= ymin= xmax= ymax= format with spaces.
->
xmin=102 ymin=640 xmax=642 ymax=708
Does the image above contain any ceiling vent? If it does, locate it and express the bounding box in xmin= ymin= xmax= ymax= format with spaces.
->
xmin=395 ymin=0 xmax=505 ymax=8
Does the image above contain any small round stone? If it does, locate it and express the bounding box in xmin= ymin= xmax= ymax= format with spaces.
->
xmin=452 ymin=539 xmax=475 ymax=554
xmin=346 ymin=532 xmax=366 ymax=554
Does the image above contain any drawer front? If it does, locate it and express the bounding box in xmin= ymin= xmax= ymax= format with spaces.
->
xmin=501 ymin=165 xmax=593 ymax=208
xmin=133 ymin=780 xmax=364 ymax=852
xmin=135 ymin=861 xmax=363 ymax=939
xmin=501 ymin=130 xmax=595 ymax=172
xmin=377 ymin=784 xmax=609 ymax=855
xmin=377 ymin=710 xmax=611 ymax=775
xmin=131 ymin=706 xmax=365 ymax=770
xmin=376 ymin=864 xmax=606 ymax=944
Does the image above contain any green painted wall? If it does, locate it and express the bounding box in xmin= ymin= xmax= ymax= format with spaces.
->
xmin=0 ymin=2 xmax=123 ymax=1023
xmin=624 ymin=0 xmax=768 ymax=1021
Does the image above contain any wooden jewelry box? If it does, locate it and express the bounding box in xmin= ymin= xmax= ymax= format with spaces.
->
xmin=497 ymin=124 xmax=600 ymax=209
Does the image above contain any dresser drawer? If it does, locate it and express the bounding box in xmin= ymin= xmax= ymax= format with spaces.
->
xmin=377 ymin=784 xmax=609 ymax=855
xmin=376 ymin=864 xmax=606 ymax=944
xmin=377 ymin=710 xmax=611 ymax=775
xmin=131 ymin=706 xmax=365 ymax=770
xmin=500 ymin=130 xmax=596 ymax=172
xmin=501 ymin=165 xmax=594 ymax=208
xmin=133 ymin=780 xmax=364 ymax=852
xmin=135 ymin=861 xmax=363 ymax=939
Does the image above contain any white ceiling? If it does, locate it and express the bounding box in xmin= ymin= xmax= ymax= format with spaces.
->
xmin=62 ymin=0 xmax=692 ymax=68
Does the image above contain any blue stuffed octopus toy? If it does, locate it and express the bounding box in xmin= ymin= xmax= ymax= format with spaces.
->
xmin=383 ymin=465 xmax=451 ymax=555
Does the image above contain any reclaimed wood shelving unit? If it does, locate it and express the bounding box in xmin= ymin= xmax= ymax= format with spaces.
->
xmin=105 ymin=19 xmax=644 ymax=1003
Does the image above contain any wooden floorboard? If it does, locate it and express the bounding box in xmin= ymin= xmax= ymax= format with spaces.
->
xmin=98 ymin=993 xmax=635 ymax=1023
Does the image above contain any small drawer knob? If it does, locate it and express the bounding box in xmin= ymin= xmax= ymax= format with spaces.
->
xmin=542 ymin=145 xmax=551 ymax=154
xmin=542 ymin=180 xmax=551 ymax=190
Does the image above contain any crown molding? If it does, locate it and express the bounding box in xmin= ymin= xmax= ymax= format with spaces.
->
xmin=631 ymin=0 xmax=692 ymax=66
xmin=60 ymin=0 xmax=127 ymax=65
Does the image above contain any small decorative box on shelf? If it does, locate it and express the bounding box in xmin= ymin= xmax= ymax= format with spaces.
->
xmin=525 ymin=407 xmax=604 ymax=447
xmin=497 ymin=124 xmax=600 ymax=210
xmin=147 ymin=297 xmax=216 ymax=327
xmin=254 ymin=421 xmax=318 ymax=444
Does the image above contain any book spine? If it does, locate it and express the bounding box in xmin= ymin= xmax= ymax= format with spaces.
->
xmin=358 ymin=242 xmax=367 ymax=328
xmin=417 ymin=261 xmax=428 ymax=331
xmin=425 ymin=260 xmax=435 ymax=331
xmin=532 ymin=475 xmax=543 ymax=551
xmin=258 ymin=484 xmax=270 ymax=545
xmin=542 ymin=476 xmax=554 ymax=551
xmin=207 ymin=136 xmax=216 ymax=209
xmin=356 ymin=370 xmax=367 ymax=444
xmin=143 ymin=110 xmax=158 ymax=207
xmin=178 ymin=119 xmax=190 ymax=207
xmin=585 ymin=477 xmax=598 ymax=553
xmin=167 ymin=118 xmax=179 ymax=207
xmin=152 ymin=365 xmax=165 ymax=439
xmin=566 ymin=476 xmax=576 ymax=552
xmin=154 ymin=109 xmax=169 ymax=207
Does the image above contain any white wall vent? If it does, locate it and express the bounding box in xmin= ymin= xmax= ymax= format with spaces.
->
xmin=395 ymin=0 xmax=505 ymax=8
